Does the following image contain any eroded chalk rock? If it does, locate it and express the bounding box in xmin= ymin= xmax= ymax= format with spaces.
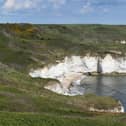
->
xmin=29 ymin=54 xmax=126 ymax=96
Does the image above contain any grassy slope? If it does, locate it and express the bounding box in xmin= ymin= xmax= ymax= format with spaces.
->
xmin=0 ymin=112 xmax=126 ymax=126
xmin=0 ymin=24 xmax=126 ymax=70
xmin=0 ymin=24 xmax=126 ymax=125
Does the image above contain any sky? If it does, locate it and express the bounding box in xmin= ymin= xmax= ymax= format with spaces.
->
xmin=0 ymin=0 xmax=126 ymax=24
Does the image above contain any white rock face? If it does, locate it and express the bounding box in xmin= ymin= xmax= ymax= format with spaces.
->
xmin=30 ymin=56 xmax=87 ymax=96
xmin=101 ymin=55 xmax=117 ymax=73
xmin=101 ymin=55 xmax=126 ymax=73
xmin=89 ymin=101 xmax=124 ymax=113
xmin=29 ymin=54 xmax=126 ymax=96
xmin=82 ymin=56 xmax=98 ymax=72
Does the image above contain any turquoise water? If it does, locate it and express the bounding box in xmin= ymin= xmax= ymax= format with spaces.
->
xmin=81 ymin=76 xmax=126 ymax=111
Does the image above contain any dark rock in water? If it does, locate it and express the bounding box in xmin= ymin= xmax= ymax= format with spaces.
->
xmin=85 ymin=72 xmax=92 ymax=76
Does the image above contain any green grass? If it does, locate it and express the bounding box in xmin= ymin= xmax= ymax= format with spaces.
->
xmin=0 ymin=112 xmax=125 ymax=126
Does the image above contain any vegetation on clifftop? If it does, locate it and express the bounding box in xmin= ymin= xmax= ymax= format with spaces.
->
xmin=0 ymin=24 xmax=126 ymax=70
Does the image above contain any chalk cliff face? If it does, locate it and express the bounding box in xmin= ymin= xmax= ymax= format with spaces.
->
xmin=89 ymin=101 xmax=124 ymax=113
xmin=29 ymin=54 xmax=126 ymax=96
xmin=101 ymin=55 xmax=126 ymax=73
xmin=29 ymin=56 xmax=87 ymax=96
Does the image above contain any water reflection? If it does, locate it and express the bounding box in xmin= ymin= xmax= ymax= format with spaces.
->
xmin=81 ymin=76 xmax=126 ymax=111
xmin=96 ymin=76 xmax=103 ymax=95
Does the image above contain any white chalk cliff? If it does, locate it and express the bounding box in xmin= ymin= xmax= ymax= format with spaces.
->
xmin=29 ymin=54 xmax=126 ymax=96
xmin=89 ymin=101 xmax=124 ymax=113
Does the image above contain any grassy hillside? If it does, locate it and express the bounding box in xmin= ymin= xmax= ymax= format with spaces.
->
xmin=0 ymin=24 xmax=126 ymax=71
xmin=0 ymin=24 xmax=126 ymax=125
xmin=0 ymin=112 xmax=126 ymax=126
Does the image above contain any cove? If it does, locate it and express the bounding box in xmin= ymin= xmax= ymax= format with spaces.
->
xmin=81 ymin=76 xmax=126 ymax=111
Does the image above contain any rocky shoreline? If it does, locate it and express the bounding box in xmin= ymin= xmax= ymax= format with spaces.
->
xmin=29 ymin=54 xmax=126 ymax=95
xmin=89 ymin=101 xmax=124 ymax=113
